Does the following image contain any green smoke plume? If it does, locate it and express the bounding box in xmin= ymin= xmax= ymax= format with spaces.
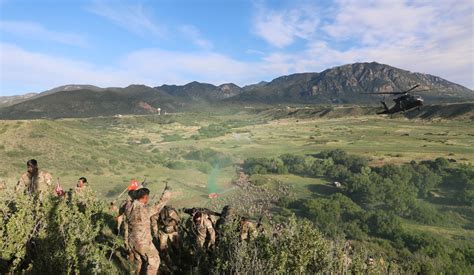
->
xmin=207 ymin=163 xmax=220 ymax=193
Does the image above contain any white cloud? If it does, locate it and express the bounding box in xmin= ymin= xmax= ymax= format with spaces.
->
xmin=253 ymin=3 xmax=320 ymax=48
xmin=0 ymin=43 xmax=136 ymax=94
xmin=87 ymin=2 xmax=214 ymax=50
xmin=178 ymin=25 xmax=213 ymax=50
xmin=252 ymin=0 xmax=474 ymax=88
xmin=321 ymin=0 xmax=474 ymax=88
xmin=87 ymin=1 xmax=167 ymax=39
xmin=0 ymin=43 xmax=265 ymax=95
xmin=323 ymin=0 xmax=436 ymax=45
xmin=0 ymin=20 xmax=88 ymax=47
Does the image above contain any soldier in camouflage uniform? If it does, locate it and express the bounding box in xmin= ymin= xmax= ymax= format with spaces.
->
xmin=215 ymin=205 xmax=234 ymax=233
xmin=117 ymin=190 xmax=135 ymax=236
xmin=15 ymin=159 xmax=54 ymax=200
xmin=152 ymin=205 xmax=181 ymax=251
xmin=151 ymin=206 xmax=181 ymax=271
xmin=191 ymin=211 xmax=216 ymax=250
xmin=125 ymin=187 xmax=171 ymax=275
xmin=74 ymin=177 xmax=94 ymax=199
xmin=216 ymin=205 xmax=259 ymax=241
xmin=74 ymin=177 xmax=91 ymax=194
xmin=239 ymin=217 xmax=258 ymax=241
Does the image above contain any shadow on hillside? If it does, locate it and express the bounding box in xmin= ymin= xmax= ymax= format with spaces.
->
xmin=307 ymin=184 xmax=338 ymax=197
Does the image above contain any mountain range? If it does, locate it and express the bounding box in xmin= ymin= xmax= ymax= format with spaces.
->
xmin=0 ymin=62 xmax=472 ymax=119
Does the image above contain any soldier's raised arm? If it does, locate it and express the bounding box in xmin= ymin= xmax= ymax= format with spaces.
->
xmin=149 ymin=187 xmax=171 ymax=218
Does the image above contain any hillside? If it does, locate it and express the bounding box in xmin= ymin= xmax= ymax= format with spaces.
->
xmin=0 ymin=93 xmax=37 ymax=108
xmin=157 ymin=82 xmax=242 ymax=101
xmin=255 ymin=102 xmax=474 ymax=121
xmin=0 ymin=62 xmax=472 ymax=119
xmin=0 ymin=85 xmax=185 ymax=119
xmin=234 ymin=62 xmax=473 ymax=104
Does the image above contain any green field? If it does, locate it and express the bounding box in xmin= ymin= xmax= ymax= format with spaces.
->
xmin=0 ymin=111 xmax=472 ymax=205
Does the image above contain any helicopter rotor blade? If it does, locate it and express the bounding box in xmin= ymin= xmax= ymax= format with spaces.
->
xmin=362 ymin=92 xmax=405 ymax=95
xmin=403 ymin=84 xmax=420 ymax=93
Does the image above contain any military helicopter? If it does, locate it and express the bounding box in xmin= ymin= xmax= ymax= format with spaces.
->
xmin=364 ymin=84 xmax=426 ymax=114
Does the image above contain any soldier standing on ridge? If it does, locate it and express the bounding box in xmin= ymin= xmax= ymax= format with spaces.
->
xmin=15 ymin=159 xmax=54 ymax=200
xmin=125 ymin=187 xmax=171 ymax=275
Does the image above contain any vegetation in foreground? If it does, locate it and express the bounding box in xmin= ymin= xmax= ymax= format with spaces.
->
xmin=1 ymin=151 xmax=472 ymax=273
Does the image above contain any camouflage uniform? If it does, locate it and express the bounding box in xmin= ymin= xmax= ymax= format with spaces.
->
xmin=116 ymin=192 xmax=138 ymax=253
xmin=74 ymin=185 xmax=94 ymax=200
xmin=151 ymin=206 xmax=181 ymax=251
xmin=240 ymin=218 xmax=258 ymax=241
xmin=192 ymin=213 xmax=216 ymax=249
xmin=15 ymin=171 xmax=53 ymax=199
xmin=216 ymin=206 xmax=258 ymax=241
xmin=125 ymin=190 xmax=171 ymax=275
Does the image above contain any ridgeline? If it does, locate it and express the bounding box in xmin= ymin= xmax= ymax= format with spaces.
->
xmin=0 ymin=62 xmax=472 ymax=119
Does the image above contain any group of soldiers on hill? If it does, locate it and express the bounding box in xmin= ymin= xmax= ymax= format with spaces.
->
xmin=12 ymin=159 xmax=262 ymax=274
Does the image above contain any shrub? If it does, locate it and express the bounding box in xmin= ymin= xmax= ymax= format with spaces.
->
xmin=166 ymin=161 xmax=187 ymax=170
xmin=140 ymin=137 xmax=151 ymax=144
xmin=0 ymin=191 xmax=122 ymax=274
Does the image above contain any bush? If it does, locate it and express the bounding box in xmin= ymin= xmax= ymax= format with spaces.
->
xmin=0 ymin=191 xmax=122 ymax=274
xmin=208 ymin=216 xmax=331 ymax=274
xmin=197 ymin=124 xmax=230 ymax=139
xmin=243 ymin=157 xmax=287 ymax=175
xmin=185 ymin=148 xmax=233 ymax=167
xmin=140 ymin=137 xmax=151 ymax=144
xmin=166 ymin=161 xmax=187 ymax=170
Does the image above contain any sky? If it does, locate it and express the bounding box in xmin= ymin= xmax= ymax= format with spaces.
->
xmin=0 ymin=0 xmax=473 ymax=96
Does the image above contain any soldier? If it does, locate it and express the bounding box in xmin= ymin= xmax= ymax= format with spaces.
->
xmin=151 ymin=206 xmax=181 ymax=271
xmin=15 ymin=159 xmax=53 ymax=199
xmin=125 ymin=187 xmax=171 ymax=275
xmin=216 ymin=205 xmax=259 ymax=241
xmin=74 ymin=177 xmax=94 ymax=198
xmin=239 ymin=217 xmax=258 ymax=241
xmin=75 ymin=177 xmax=89 ymax=193
xmin=215 ymin=205 xmax=234 ymax=232
xmin=191 ymin=211 xmax=216 ymax=250
xmin=152 ymin=205 xmax=181 ymax=252
xmin=117 ymin=190 xmax=136 ymax=235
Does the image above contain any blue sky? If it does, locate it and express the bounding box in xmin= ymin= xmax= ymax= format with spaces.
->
xmin=0 ymin=0 xmax=472 ymax=95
